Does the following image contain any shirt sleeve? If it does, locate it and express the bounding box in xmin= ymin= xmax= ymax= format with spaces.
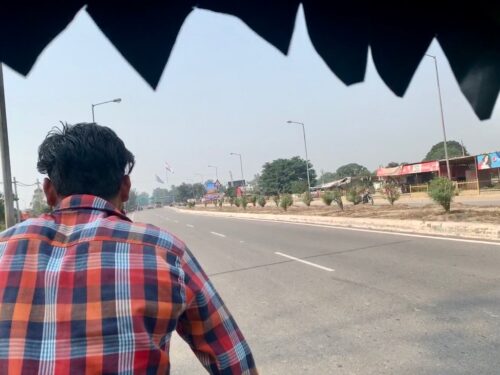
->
xmin=175 ymin=246 xmax=258 ymax=375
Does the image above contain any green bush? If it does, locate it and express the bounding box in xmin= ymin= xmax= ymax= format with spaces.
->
xmin=218 ymin=199 xmax=223 ymax=208
xmin=280 ymin=194 xmax=293 ymax=211
xmin=272 ymin=195 xmax=280 ymax=207
xmin=234 ymin=198 xmax=241 ymax=208
xmin=322 ymin=191 xmax=343 ymax=210
xmin=187 ymin=201 xmax=195 ymax=208
xmin=250 ymin=195 xmax=258 ymax=207
xmin=241 ymin=196 xmax=248 ymax=210
xmin=428 ymin=177 xmax=456 ymax=212
xmin=302 ymin=191 xmax=313 ymax=207
xmin=322 ymin=191 xmax=334 ymax=206
xmin=258 ymin=196 xmax=267 ymax=207
xmin=346 ymin=189 xmax=362 ymax=205
xmin=229 ymin=197 xmax=235 ymax=207
xmin=383 ymin=183 xmax=400 ymax=205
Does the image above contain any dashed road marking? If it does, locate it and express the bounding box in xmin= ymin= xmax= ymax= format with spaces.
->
xmin=275 ymin=252 xmax=334 ymax=272
xmin=210 ymin=231 xmax=226 ymax=238
xmin=186 ymin=224 xmax=195 ymax=228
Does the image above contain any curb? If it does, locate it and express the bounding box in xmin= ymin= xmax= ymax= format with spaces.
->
xmin=173 ymin=208 xmax=500 ymax=242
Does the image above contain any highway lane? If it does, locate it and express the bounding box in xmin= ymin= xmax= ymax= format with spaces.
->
xmin=132 ymin=207 xmax=500 ymax=375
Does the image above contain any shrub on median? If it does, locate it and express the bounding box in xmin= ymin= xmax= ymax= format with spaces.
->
xmin=280 ymin=194 xmax=293 ymax=211
xmin=322 ymin=190 xmax=343 ymax=210
xmin=250 ymin=195 xmax=258 ymax=207
xmin=258 ymin=196 xmax=267 ymax=207
xmin=428 ymin=177 xmax=456 ymax=212
xmin=302 ymin=191 xmax=313 ymax=207
xmin=241 ymin=196 xmax=248 ymax=210
xmin=383 ymin=182 xmax=400 ymax=206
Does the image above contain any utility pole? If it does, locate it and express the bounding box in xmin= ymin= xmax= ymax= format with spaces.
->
xmin=426 ymin=54 xmax=451 ymax=179
xmin=0 ymin=64 xmax=16 ymax=228
xmin=12 ymin=177 xmax=20 ymax=223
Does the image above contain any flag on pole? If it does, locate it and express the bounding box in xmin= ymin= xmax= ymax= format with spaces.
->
xmin=165 ymin=162 xmax=173 ymax=173
xmin=155 ymin=175 xmax=164 ymax=184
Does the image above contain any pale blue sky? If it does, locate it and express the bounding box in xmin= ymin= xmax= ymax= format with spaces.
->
xmin=2 ymin=6 xmax=499 ymax=208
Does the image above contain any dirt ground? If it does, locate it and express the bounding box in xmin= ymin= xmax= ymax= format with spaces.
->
xmin=186 ymin=200 xmax=500 ymax=224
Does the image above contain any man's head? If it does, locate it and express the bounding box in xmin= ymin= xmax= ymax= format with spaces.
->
xmin=37 ymin=123 xmax=135 ymax=207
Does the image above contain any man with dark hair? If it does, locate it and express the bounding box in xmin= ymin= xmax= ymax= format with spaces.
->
xmin=0 ymin=123 xmax=257 ymax=374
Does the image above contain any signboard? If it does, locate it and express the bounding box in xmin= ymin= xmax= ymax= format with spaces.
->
xmin=228 ymin=180 xmax=246 ymax=188
xmin=377 ymin=161 xmax=439 ymax=177
xmin=477 ymin=152 xmax=500 ymax=170
xmin=204 ymin=180 xmax=222 ymax=194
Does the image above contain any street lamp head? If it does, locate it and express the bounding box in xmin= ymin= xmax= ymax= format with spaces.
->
xmin=113 ymin=98 xmax=122 ymax=103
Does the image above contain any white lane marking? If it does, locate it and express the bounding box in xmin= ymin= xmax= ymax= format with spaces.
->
xmin=240 ymin=240 xmax=245 ymax=243
xmin=210 ymin=231 xmax=226 ymax=238
xmin=484 ymin=310 xmax=499 ymax=318
xmin=225 ymin=217 xmax=500 ymax=247
xmin=186 ymin=224 xmax=195 ymax=228
xmin=275 ymin=252 xmax=334 ymax=272
xmin=173 ymin=220 xmax=179 ymax=223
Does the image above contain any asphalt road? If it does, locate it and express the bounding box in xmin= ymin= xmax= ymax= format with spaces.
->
xmin=132 ymin=207 xmax=500 ymax=375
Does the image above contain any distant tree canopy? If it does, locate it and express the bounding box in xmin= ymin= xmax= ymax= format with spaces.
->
xmin=386 ymin=162 xmax=400 ymax=168
xmin=335 ymin=163 xmax=370 ymax=178
xmin=260 ymin=156 xmax=316 ymax=195
xmin=423 ymin=141 xmax=469 ymax=161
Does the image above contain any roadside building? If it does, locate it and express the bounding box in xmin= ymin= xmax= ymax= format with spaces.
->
xmin=376 ymin=151 xmax=500 ymax=194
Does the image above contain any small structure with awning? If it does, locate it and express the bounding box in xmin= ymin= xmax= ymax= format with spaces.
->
xmin=376 ymin=152 xmax=500 ymax=193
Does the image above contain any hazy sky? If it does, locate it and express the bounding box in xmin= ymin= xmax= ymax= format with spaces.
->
xmin=2 ymin=6 xmax=499 ymax=208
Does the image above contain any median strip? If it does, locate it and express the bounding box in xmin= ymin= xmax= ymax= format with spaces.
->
xmin=275 ymin=252 xmax=334 ymax=272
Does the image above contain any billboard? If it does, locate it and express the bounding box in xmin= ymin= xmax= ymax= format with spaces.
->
xmin=228 ymin=180 xmax=246 ymax=188
xmin=477 ymin=152 xmax=500 ymax=170
xmin=377 ymin=161 xmax=439 ymax=177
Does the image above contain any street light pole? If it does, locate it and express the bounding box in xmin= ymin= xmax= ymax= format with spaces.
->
xmin=0 ymin=64 xmax=16 ymax=227
xmin=425 ymin=54 xmax=451 ymax=180
xmin=286 ymin=120 xmax=311 ymax=193
xmin=230 ymin=152 xmax=245 ymax=184
xmin=208 ymin=165 xmax=218 ymax=181
xmin=91 ymin=98 xmax=122 ymax=122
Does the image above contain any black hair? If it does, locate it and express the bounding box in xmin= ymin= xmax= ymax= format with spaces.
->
xmin=37 ymin=123 xmax=135 ymax=200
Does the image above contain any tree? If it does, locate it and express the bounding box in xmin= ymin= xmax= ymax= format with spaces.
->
xmin=152 ymin=188 xmax=170 ymax=205
xmin=31 ymin=187 xmax=50 ymax=216
xmin=126 ymin=189 xmax=138 ymax=210
xmin=176 ymin=183 xmax=194 ymax=203
xmin=386 ymin=162 xmax=400 ymax=168
xmin=226 ymin=186 xmax=237 ymax=199
xmin=192 ymin=183 xmax=206 ymax=199
xmin=137 ymin=192 xmax=150 ymax=207
xmin=336 ymin=163 xmax=370 ymax=178
xmin=423 ymin=141 xmax=469 ymax=161
xmin=259 ymin=156 xmax=317 ymax=195
xmin=291 ymin=180 xmax=308 ymax=194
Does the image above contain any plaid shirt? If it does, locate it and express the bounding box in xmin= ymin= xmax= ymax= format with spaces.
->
xmin=0 ymin=195 xmax=257 ymax=374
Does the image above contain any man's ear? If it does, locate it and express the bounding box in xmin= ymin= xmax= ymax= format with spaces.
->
xmin=43 ymin=178 xmax=58 ymax=207
xmin=120 ymin=175 xmax=131 ymax=203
